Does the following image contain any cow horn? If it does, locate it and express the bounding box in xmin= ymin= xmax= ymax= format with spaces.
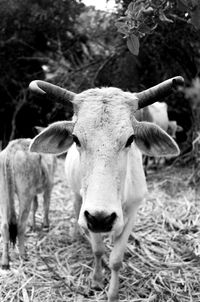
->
xmin=29 ymin=80 xmax=76 ymax=103
xmin=136 ymin=76 xmax=184 ymax=109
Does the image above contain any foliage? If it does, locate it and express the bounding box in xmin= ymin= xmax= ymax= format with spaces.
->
xmin=116 ymin=0 xmax=200 ymax=55
xmin=93 ymin=0 xmax=199 ymax=151
xmin=185 ymin=78 xmax=200 ymax=105
xmin=0 ymin=0 xmax=199 ymax=151
xmin=0 ymin=0 xmax=120 ymax=145
xmin=0 ymin=0 xmax=87 ymax=145
xmin=49 ymin=6 xmax=116 ymax=93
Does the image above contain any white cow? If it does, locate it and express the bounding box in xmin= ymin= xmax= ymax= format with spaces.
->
xmin=167 ymin=120 xmax=183 ymax=138
xmin=135 ymin=102 xmax=183 ymax=172
xmin=29 ymin=76 xmax=184 ymax=302
xmin=135 ymin=101 xmax=182 ymax=137
xmin=0 ymin=139 xmax=56 ymax=269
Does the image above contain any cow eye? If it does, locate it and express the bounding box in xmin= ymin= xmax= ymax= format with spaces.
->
xmin=73 ymin=134 xmax=81 ymax=147
xmin=125 ymin=134 xmax=135 ymax=148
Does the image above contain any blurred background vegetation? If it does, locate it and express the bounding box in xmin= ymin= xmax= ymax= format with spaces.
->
xmin=0 ymin=0 xmax=200 ymax=157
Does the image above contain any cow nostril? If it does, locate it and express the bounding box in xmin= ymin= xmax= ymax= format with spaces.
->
xmin=104 ymin=212 xmax=117 ymax=225
xmin=84 ymin=210 xmax=89 ymax=218
xmin=84 ymin=210 xmax=117 ymax=232
xmin=84 ymin=210 xmax=93 ymax=221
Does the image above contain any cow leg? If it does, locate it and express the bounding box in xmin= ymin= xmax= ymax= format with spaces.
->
xmin=32 ymin=196 xmax=38 ymax=231
xmin=17 ymin=197 xmax=33 ymax=260
xmin=74 ymin=193 xmax=82 ymax=220
xmin=1 ymin=221 xmax=10 ymax=269
xmin=90 ymin=232 xmax=105 ymax=289
xmin=43 ymin=188 xmax=52 ymax=230
xmin=108 ymin=204 xmax=140 ymax=302
xmin=71 ymin=193 xmax=82 ymax=239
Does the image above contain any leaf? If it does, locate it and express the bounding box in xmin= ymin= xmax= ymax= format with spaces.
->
xmin=117 ymin=27 xmax=129 ymax=35
xmin=159 ymin=11 xmax=173 ymax=23
xmin=115 ymin=21 xmax=129 ymax=35
xmin=127 ymin=2 xmax=135 ymax=13
xmin=125 ymin=2 xmax=135 ymax=17
xmin=117 ymin=16 xmax=127 ymax=22
xmin=138 ymin=23 xmax=152 ymax=34
xmin=142 ymin=7 xmax=154 ymax=16
xmin=127 ymin=34 xmax=140 ymax=56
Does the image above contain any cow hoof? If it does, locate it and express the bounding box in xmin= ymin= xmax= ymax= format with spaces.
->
xmin=108 ymin=296 xmax=119 ymax=302
xmin=30 ymin=225 xmax=36 ymax=232
xmin=23 ymin=256 xmax=28 ymax=262
xmin=43 ymin=225 xmax=49 ymax=232
xmin=20 ymin=251 xmax=28 ymax=262
xmin=91 ymin=279 xmax=104 ymax=291
xmin=1 ymin=264 xmax=10 ymax=270
xmin=108 ymin=291 xmax=119 ymax=302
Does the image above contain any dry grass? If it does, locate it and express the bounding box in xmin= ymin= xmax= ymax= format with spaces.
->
xmin=0 ymin=159 xmax=199 ymax=302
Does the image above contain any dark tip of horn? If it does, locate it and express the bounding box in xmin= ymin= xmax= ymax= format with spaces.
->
xmin=29 ymin=81 xmax=46 ymax=94
xmin=137 ymin=76 xmax=185 ymax=109
xmin=172 ymin=76 xmax=185 ymax=87
xmin=28 ymin=80 xmax=76 ymax=103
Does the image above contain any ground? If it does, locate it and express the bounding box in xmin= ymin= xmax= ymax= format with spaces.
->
xmin=0 ymin=159 xmax=199 ymax=302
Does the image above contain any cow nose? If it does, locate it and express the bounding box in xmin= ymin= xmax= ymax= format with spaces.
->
xmin=84 ymin=210 xmax=117 ymax=233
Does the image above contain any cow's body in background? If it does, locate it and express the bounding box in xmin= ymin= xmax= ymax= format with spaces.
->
xmin=135 ymin=102 xmax=182 ymax=173
xmin=135 ymin=102 xmax=169 ymax=131
xmin=0 ymin=138 xmax=56 ymax=269
xmin=135 ymin=101 xmax=182 ymax=136
xmin=167 ymin=120 xmax=183 ymax=139
xmin=29 ymin=77 xmax=183 ymax=302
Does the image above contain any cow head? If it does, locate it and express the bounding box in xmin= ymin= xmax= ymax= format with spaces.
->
xmin=29 ymin=77 xmax=184 ymax=236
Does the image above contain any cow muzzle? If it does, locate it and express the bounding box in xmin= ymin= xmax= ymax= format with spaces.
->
xmin=84 ymin=210 xmax=117 ymax=233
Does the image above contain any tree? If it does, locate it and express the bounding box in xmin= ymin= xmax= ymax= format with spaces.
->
xmin=115 ymin=0 xmax=200 ymax=56
xmin=0 ymin=0 xmax=85 ymax=145
xmin=114 ymin=0 xmax=200 ymax=186
xmin=95 ymin=0 xmax=200 ymax=152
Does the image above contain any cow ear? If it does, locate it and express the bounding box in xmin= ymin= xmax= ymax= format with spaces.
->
xmin=30 ymin=121 xmax=74 ymax=154
xmin=176 ymin=125 xmax=183 ymax=132
xmin=134 ymin=122 xmax=180 ymax=157
xmin=34 ymin=126 xmax=45 ymax=133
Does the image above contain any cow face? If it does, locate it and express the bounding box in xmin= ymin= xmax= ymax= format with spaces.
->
xmin=30 ymin=87 xmax=180 ymax=237
xmin=72 ymin=89 xmax=137 ymax=236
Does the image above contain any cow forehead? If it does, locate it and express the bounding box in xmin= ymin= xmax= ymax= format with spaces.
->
xmin=73 ymin=87 xmax=137 ymax=139
xmin=75 ymin=87 xmax=136 ymax=102
xmin=74 ymin=87 xmax=138 ymax=113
